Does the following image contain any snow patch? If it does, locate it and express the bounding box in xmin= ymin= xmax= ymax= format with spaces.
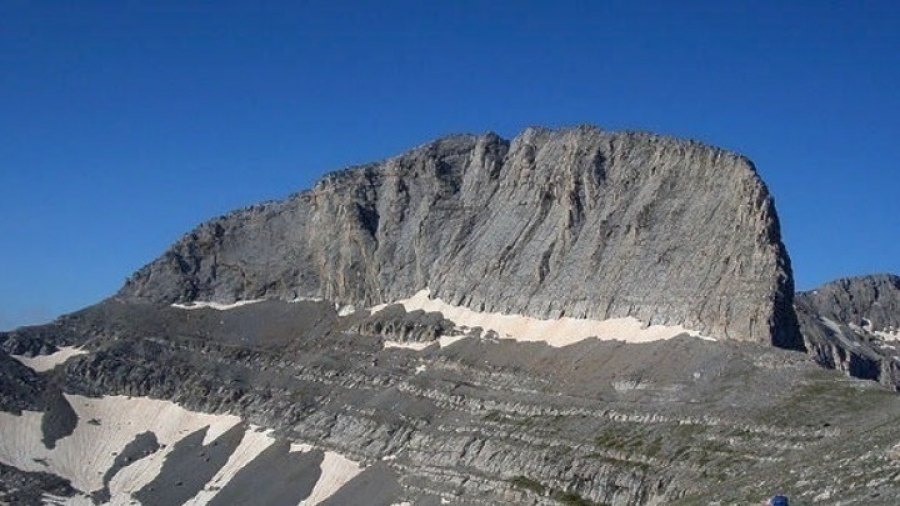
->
xmin=42 ymin=493 xmax=93 ymax=505
xmin=172 ymin=300 xmax=262 ymax=310
xmin=337 ymin=305 xmax=358 ymax=317
xmin=291 ymin=442 xmax=314 ymax=453
xmin=848 ymin=319 xmax=900 ymax=341
xmin=876 ymin=330 xmax=900 ymax=341
xmin=383 ymin=340 xmax=434 ymax=351
xmin=438 ymin=335 xmax=467 ymax=347
xmin=0 ymin=395 xmax=242 ymax=496
xmin=870 ymin=321 xmax=900 ymax=341
xmin=291 ymin=296 xmax=325 ymax=303
xmin=0 ymin=396 xmax=366 ymax=505
xmin=10 ymin=347 xmax=87 ymax=372
xmin=383 ymin=333 xmax=469 ymax=351
xmin=374 ymin=289 xmax=708 ymax=347
xmin=300 ymin=451 xmax=363 ymax=505
xmin=184 ymin=426 xmax=277 ymax=505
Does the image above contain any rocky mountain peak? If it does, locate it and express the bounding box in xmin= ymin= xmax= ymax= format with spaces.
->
xmin=118 ymin=126 xmax=803 ymax=348
xmin=798 ymin=274 xmax=900 ymax=331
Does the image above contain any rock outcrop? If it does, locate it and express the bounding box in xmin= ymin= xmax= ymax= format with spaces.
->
xmin=797 ymin=274 xmax=900 ymax=330
xmin=797 ymin=274 xmax=900 ymax=387
xmin=119 ymin=126 xmax=801 ymax=348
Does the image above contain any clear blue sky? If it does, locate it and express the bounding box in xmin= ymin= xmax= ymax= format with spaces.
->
xmin=2 ymin=1 xmax=898 ymax=330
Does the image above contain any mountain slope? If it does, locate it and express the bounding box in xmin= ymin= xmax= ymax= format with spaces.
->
xmin=3 ymin=299 xmax=900 ymax=505
xmin=798 ymin=274 xmax=900 ymax=387
xmin=798 ymin=274 xmax=900 ymax=329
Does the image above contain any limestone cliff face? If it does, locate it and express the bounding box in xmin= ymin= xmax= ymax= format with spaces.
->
xmin=118 ymin=126 xmax=801 ymax=347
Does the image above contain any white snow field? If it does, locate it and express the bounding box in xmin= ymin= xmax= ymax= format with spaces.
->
xmin=182 ymin=426 xmax=276 ymax=505
xmin=299 ymin=451 xmax=363 ymax=505
xmin=171 ymin=300 xmax=263 ymax=310
xmin=10 ymin=346 xmax=87 ymax=372
xmin=875 ymin=329 xmax=900 ymax=341
xmin=168 ymin=290 xmax=708 ymax=348
xmin=848 ymin=318 xmax=898 ymax=341
xmin=0 ymin=395 xmax=363 ymax=505
xmin=383 ymin=340 xmax=433 ymax=351
xmin=374 ymin=289 xmax=708 ymax=349
xmin=860 ymin=319 xmax=900 ymax=341
xmin=383 ymin=335 xmax=467 ymax=350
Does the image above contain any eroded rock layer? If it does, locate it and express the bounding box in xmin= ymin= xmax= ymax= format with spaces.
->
xmin=3 ymin=300 xmax=900 ymax=505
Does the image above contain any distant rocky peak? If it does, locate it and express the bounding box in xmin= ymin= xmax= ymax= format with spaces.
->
xmin=798 ymin=274 xmax=900 ymax=330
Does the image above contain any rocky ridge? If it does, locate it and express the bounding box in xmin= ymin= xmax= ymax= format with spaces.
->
xmin=798 ymin=274 xmax=900 ymax=330
xmin=798 ymin=274 xmax=900 ymax=388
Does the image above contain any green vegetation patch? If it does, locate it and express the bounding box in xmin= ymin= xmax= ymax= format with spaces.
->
xmin=509 ymin=476 xmax=610 ymax=506
xmin=510 ymin=475 xmax=546 ymax=495
xmin=550 ymin=490 xmax=607 ymax=506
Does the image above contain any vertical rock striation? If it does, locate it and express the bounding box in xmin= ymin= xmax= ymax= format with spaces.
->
xmin=118 ymin=126 xmax=802 ymax=347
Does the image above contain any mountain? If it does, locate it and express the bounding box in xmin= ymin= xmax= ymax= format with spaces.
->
xmin=2 ymin=126 xmax=899 ymax=506
xmin=799 ymin=274 xmax=900 ymax=329
xmin=119 ymin=126 xmax=801 ymax=348
xmin=797 ymin=274 xmax=900 ymax=386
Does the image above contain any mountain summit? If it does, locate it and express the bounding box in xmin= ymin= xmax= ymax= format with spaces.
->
xmin=120 ymin=126 xmax=802 ymax=348
xmin=10 ymin=126 xmax=899 ymax=505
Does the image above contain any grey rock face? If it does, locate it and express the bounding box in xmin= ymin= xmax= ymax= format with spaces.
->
xmin=350 ymin=305 xmax=458 ymax=345
xmin=0 ymin=462 xmax=77 ymax=506
xmin=0 ymin=353 xmax=45 ymax=414
xmin=797 ymin=274 xmax=900 ymax=388
xmin=797 ymin=274 xmax=900 ymax=330
xmin=119 ymin=126 xmax=801 ymax=348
